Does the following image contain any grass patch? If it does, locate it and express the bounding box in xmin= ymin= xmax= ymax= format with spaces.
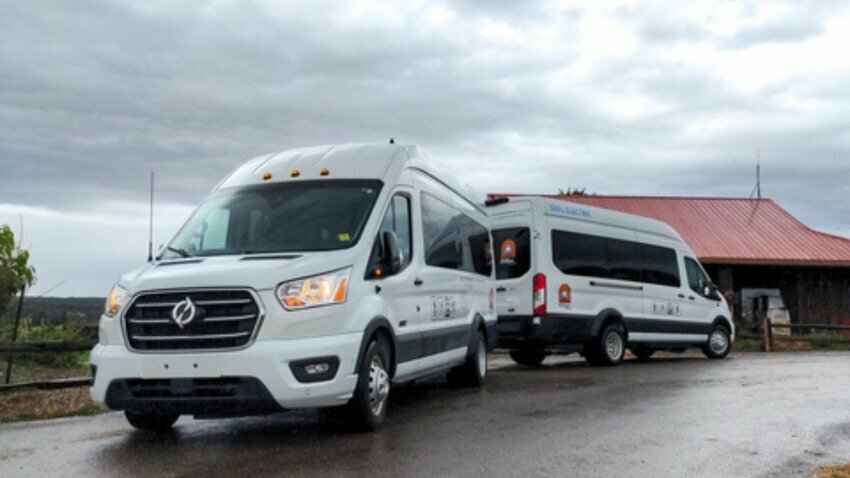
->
xmin=0 ymin=387 xmax=105 ymax=423
xmin=812 ymin=464 xmax=850 ymax=478
xmin=733 ymin=337 xmax=764 ymax=352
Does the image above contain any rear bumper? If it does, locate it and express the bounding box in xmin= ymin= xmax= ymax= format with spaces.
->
xmin=90 ymin=333 xmax=362 ymax=414
xmin=497 ymin=314 xmax=594 ymax=348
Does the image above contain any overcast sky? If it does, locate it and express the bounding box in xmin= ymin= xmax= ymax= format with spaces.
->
xmin=2 ymin=0 xmax=850 ymax=297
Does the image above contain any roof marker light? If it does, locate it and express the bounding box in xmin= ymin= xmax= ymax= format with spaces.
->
xmin=320 ymin=168 xmax=329 ymax=176
xmin=291 ymin=170 xmax=300 ymax=178
xmin=262 ymin=172 xmax=272 ymax=181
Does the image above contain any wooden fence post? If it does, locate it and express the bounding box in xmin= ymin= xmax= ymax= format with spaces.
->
xmin=4 ymin=285 xmax=26 ymax=384
xmin=763 ymin=316 xmax=773 ymax=353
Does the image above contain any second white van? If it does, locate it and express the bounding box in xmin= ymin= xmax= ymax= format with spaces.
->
xmin=487 ymin=196 xmax=734 ymax=366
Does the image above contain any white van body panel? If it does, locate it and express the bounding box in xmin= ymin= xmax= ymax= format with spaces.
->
xmin=91 ymin=144 xmax=496 ymax=413
xmin=489 ymin=196 xmax=733 ymax=352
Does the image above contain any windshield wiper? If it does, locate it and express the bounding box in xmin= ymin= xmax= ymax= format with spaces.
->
xmin=166 ymin=246 xmax=193 ymax=258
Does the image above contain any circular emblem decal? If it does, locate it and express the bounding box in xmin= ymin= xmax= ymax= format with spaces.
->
xmin=500 ymin=239 xmax=517 ymax=263
xmin=558 ymin=283 xmax=572 ymax=307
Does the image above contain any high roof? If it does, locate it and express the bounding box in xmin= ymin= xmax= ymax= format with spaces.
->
xmin=489 ymin=194 xmax=850 ymax=267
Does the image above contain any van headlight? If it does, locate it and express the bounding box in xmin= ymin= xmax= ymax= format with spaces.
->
xmin=104 ymin=285 xmax=128 ymax=317
xmin=276 ymin=268 xmax=351 ymax=310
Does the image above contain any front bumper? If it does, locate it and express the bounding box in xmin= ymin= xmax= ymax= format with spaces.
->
xmin=90 ymin=332 xmax=362 ymax=413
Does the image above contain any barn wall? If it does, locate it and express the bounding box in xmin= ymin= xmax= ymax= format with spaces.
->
xmin=704 ymin=264 xmax=850 ymax=326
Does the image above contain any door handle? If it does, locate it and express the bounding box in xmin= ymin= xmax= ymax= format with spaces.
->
xmin=688 ymin=296 xmax=695 ymax=301
xmin=678 ymin=293 xmax=685 ymax=299
xmin=414 ymin=278 xmax=424 ymax=286
xmin=496 ymin=287 xmax=506 ymax=292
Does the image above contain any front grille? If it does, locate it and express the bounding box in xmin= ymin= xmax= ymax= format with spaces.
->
xmin=124 ymin=289 xmax=261 ymax=351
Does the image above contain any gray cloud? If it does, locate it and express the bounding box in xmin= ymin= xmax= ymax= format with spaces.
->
xmin=1 ymin=0 xmax=849 ymax=296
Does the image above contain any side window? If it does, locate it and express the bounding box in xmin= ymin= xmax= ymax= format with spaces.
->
xmin=641 ymin=244 xmax=681 ymax=287
xmin=458 ymin=215 xmax=492 ymax=276
xmin=606 ymin=238 xmax=642 ymax=282
xmin=378 ymin=194 xmax=413 ymax=268
xmin=552 ymin=230 xmax=608 ymax=278
xmin=421 ymin=192 xmax=490 ymax=276
xmin=685 ymin=257 xmax=713 ymax=297
xmin=493 ymin=227 xmax=531 ymax=279
xmin=422 ymin=193 xmax=462 ymax=270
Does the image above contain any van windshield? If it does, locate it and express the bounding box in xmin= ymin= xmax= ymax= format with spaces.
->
xmin=161 ymin=180 xmax=383 ymax=259
xmin=493 ymin=227 xmax=531 ymax=279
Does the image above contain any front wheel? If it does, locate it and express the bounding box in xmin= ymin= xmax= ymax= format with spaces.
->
xmin=124 ymin=411 xmax=178 ymax=432
xmin=585 ymin=324 xmax=626 ymax=366
xmin=702 ymin=327 xmax=731 ymax=359
xmin=346 ymin=337 xmax=391 ymax=431
xmin=447 ymin=331 xmax=487 ymax=387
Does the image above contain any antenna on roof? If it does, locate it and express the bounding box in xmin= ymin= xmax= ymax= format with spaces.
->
xmin=389 ymin=138 xmax=395 ymax=144
xmin=749 ymin=149 xmax=762 ymax=200
xmin=147 ymin=171 xmax=155 ymax=263
xmin=756 ymin=148 xmax=761 ymax=199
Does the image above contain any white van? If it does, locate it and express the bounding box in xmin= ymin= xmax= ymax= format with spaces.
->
xmin=487 ymin=196 xmax=734 ymax=366
xmin=91 ymin=144 xmax=496 ymax=431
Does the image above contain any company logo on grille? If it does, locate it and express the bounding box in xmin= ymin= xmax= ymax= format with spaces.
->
xmin=171 ymin=297 xmax=197 ymax=328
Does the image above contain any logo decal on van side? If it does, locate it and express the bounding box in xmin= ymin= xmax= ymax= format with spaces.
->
xmin=430 ymin=295 xmax=457 ymax=321
xmin=548 ymin=203 xmax=592 ymax=219
xmin=651 ymin=302 xmax=681 ymax=316
xmin=558 ymin=283 xmax=572 ymax=308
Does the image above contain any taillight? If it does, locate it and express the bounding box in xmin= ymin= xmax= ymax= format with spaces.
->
xmin=533 ymin=273 xmax=546 ymax=316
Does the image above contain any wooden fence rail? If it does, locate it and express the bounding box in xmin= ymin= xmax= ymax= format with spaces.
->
xmin=0 ymin=377 xmax=92 ymax=392
xmin=1 ymin=329 xmax=97 ymax=392
xmin=762 ymin=318 xmax=850 ymax=352
xmin=0 ymin=340 xmax=97 ymax=356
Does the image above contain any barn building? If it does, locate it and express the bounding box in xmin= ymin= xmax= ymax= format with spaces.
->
xmin=488 ymin=194 xmax=850 ymax=330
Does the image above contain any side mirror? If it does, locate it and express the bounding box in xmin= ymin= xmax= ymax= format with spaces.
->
xmin=382 ymin=231 xmax=403 ymax=275
xmin=704 ymin=283 xmax=719 ymax=298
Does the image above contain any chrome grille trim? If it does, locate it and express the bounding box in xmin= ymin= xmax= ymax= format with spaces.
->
xmin=121 ymin=288 xmax=264 ymax=353
xmin=132 ymin=331 xmax=252 ymax=341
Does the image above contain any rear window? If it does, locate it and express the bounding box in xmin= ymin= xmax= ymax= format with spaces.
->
xmin=493 ymin=227 xmax=531 ymax=279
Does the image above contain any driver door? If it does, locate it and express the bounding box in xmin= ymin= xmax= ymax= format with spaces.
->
xmin=368 ymin=189 xmax=424 ymax=379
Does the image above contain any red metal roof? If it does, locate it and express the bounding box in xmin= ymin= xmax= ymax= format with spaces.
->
xmin=489 ymin=195 xmax=850 ymax=267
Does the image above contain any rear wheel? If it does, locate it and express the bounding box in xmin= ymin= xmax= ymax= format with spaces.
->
xmin=702 ymin=326 xmax=731 ymax=359
xmin=509 ymin=349 xmax=547 ymax=367
xmin=585 ymin=324 xmax=626 ymax=366
xmin=124 ymin=411 xmax=178 ymax=432
xmin=346 ymin=337 xmax=391 ymax=431
xmin=631 ymin=346 xmax=655 ymax=361
xmin=447 ymin=330 xmax=487 ymax=387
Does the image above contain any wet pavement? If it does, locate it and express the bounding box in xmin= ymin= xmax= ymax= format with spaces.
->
xmin=2 ymin=352 xmax=850 ymax=478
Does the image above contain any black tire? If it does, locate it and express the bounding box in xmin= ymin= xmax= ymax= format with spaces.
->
xmin=702 ymin=326 xmax=731 ymax=359
xmin=448 ymin=331 xmax=488 ymax=387
xmin=631 ymin=346 xmax=655 ymax=361
xmin=584 ymin=324 xmax=626 ymax=366
xmin=509 ymin=349 xmax=547 ymax=367
xmin=345 ymin=337 xmax=391 ymax=431
xmin=124 ymin=411 xmax=178 ymax=432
